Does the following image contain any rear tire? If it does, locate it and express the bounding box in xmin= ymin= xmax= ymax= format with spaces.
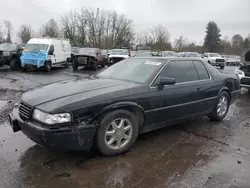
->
xmin=208 ymin=91 xmax=230 ymax=121
xmin=220 ymin=65 xmax=225 ymax=69
xmin=44 ymin=61 xmax=52 ymax=72
xmin=9 ymin=58 xmax=20 ymax=71
xmin=72 ymin=58 xmax=78 ymax=70
xmin=96 ymin=110 xmax=139 ymax=156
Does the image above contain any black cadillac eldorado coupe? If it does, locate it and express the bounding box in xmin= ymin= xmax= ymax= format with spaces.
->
xmin=9 ymin=57 xmax=240 ymax=156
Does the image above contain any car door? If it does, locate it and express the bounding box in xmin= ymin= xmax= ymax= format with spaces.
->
xmin=147 ymin=60 xmax=204 ymax=125
xmin=193 ymin=60 xmax=219 ymax=112
xmin=48 ymin=45 xmax=56 ymax=65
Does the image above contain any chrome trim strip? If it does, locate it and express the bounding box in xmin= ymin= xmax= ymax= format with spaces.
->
xmin=231 ymin=89 xmax=241 ymax=94
xmin=145 ymin=96 xmax=217 ymax=113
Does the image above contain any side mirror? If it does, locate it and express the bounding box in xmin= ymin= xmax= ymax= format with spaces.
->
xmin=160 ymin=76 xmax=176 ymax=86
xmin=48 ymin=51 xmax=53 ymax=55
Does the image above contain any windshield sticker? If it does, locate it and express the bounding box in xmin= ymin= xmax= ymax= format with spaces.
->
xmin=145 ymin=61 xmax=162 ymax=66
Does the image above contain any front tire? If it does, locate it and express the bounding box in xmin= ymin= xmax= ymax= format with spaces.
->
xmin=72 ymin=58 xmax=78 ymax=70
xmin=208 ymin=91 xmax=230 ymax=121
xmin=44 ymin=61 xmax=52 ymax=72
xmin=96 ymin=110 xmax=139 ymax=156
xmin=220 ymin=65 xmax=225 ymax=69
xmin=92 ymin=61 xmax=98 ymax=70
xmin=9 ymin=58 xmax=20 ymax=71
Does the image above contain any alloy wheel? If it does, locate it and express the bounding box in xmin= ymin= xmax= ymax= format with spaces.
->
xmin=217 ymin=96 xmax=228 ymax=116
xmin=105 ymin=118 xmax=133 ymax=150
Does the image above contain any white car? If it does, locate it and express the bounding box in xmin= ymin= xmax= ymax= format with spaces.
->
xmin=235 ymin=66 xmax=250 ymax=88
xmin=108 ymin=49 xmax=130 ymax=66
xmin=202 ymin=53 xmax=226 ymax=69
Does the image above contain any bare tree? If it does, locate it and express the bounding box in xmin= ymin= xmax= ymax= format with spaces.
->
xmin=17 ymin=25 xmax=33 ymax=44
xmin=152 ymin=25 xmax=171 ymax=50
xmin=61 ymin=10 xmax=77 ymax=45
xmin=75 ymin=9 xmax=87 ymax=46
xmin=3 ymin=20 xmax=13 ymax=43
xmin=174 ymin=35 xmax=188 ymax=52
xmin=40 ymin=19 xmax=59 ymax=38
xmin=0 ymin=24 xmax=4 ymax=43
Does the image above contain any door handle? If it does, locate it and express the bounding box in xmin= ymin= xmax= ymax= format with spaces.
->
xmin=197 ymin=87 xmax=202 ymax=91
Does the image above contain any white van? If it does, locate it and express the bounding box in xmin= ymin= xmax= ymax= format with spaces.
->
xmin=21 ymin=38 xmax=71 ymax=71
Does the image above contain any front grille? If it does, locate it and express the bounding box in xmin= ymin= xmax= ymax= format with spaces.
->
xmin=112 ymin=57 xmax=124 ymax=63
xmin=19 ymin=102 xmax=32 ymax=121
xmin=216 ymin=59 xmax=225 ymax=62
xmin=78 ymin=57 xmax=87 ymax=64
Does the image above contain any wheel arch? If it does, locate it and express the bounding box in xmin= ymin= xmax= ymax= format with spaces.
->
xmin=218 ymin=84 xmax=231 ymax=100
xmin=94 ymin=102 xmax=145 ymax=128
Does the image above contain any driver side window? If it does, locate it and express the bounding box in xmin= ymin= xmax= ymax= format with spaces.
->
xmin=160 ymin=60 xmax=199 ymax=83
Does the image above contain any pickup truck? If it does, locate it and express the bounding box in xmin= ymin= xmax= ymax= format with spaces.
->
xmin=202 ymin=53 xmax=226 ymax=69
xmin=72 ymin=48 xmax=104 ymax=70
xmin=0 ymin=43 xmax=23 ymax=70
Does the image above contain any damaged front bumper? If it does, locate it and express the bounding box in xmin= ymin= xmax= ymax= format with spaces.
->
xmin=8 ymin=107 xmax=96 ymax=151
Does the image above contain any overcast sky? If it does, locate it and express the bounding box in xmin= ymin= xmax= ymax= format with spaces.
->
xmin=0 ymin=0 xmax=249 ymax=44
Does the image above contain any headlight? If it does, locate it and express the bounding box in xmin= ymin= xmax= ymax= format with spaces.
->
xmin=32 ymin=109 xmax=71 ymax=124
xmin=235 ymin=69 xmax=244 ymax=75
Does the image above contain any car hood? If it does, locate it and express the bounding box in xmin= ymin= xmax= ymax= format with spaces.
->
xmin=109 ymin=54 xmax=129 ymax=58
xmin=21 ymin=77 xmax=143 ymax=112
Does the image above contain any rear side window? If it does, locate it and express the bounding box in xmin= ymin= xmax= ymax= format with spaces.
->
xmin=160 ymin=60 xmax=199 ymax=83
xmin=193 ymin=61 xmax=209 ymax=80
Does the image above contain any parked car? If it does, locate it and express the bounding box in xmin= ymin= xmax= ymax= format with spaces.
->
xmin=235 ymin=48 xmax=250 ymax=88
xmin=134 ymin=50 xmax=153 ymax=57
xmin=184 ymin=52 xmax=200 ymax=57
xmin=177 ymin=52 xmax=185 ymax=57
xmin=72 ymin=48 xmax=104 ymax=70
xmin=108 ymin=49 xmax=130 ymax=66
xmin=201 ymin=53 xmax=226 ymax=69
xmin=21 ymin=38 xmax=71 ymax=72
xmin=9 ymin=57 xmax=240 ymax=156
xmin=223 ymin=55 xmax=238 ymax=66
xmin=0 ymin=43 xmax=23 ymax=70
xmin=161 ymin=51 xmax=178 ymax=57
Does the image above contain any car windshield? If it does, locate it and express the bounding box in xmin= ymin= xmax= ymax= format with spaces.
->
xmin=162 ymin=51 xmax=177 ymax=57
xmin=209 ymin=53 xmax=221 ymax=57
xmin=186 ymin=52 xmax=200 ymax=57
xmin=135 ymin=51 xmax=152 ymax=57
xmin=25 ymin=44 xmax=49 ymax=53
xmin=110 ymin=49 xmax=128 ymax=55
xmin=0 ymin=43 xmax=17 ymax=51
xmin=79 ymin=48 xmax=96 ymax=55
xmin=97 ymin=58 xmax=163 ymax=83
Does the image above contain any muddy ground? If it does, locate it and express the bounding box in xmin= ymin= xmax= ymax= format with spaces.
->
xmin=1 ymin=65 xmax=250 ymax=188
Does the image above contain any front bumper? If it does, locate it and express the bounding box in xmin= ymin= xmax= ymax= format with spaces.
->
xmin=9 ymin=107 xmax=96 ymax=151
xmin=240 ymin=77 xmax=250 ymax=88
